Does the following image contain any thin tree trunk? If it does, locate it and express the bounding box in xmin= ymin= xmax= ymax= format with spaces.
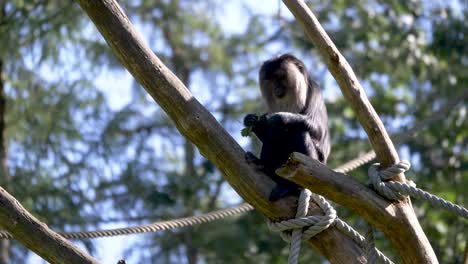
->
xmin=0 ymin=59 xmax=10 ymax=264
xmin=281 ymin=1 xmax=437 ymax=262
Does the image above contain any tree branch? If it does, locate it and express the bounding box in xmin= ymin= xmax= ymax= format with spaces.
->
xmin=283 ymin=0 xmax=401 ymax=173
xmin=0 ymin=187 xmax=100 ymax=264
xmin=278 ymin=153 xmax=400 ymax=228
xmin=281 ymin=1 xmax=437 ymax=263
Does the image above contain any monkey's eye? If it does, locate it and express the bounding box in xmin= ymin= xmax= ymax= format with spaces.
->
xmin=276 ymin=75 xmax=286 ymax=82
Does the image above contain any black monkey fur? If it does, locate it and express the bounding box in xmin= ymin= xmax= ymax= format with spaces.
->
xmin=244 ymin=54 xmax=330 ymax=201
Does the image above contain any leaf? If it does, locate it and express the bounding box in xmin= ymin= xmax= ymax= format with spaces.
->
xmin=241 ymin=127 xmax=252 ymax=137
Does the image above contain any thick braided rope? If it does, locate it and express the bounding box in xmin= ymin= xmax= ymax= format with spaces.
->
xmin=367 ymin=160 xmax=410 ymax=263
xmin=289 ymin=189 xmax=311 ymax=264
xmin=368 ymin=160 xmax=411 ymax=200
xmin=267 ymin=190 xmax=336 ymax=264
xmin=334 ymin=218 xmax=394 ymax=264
xmin=368 ymin=161 xmax=468 ymax=218
xmin=365 ymin=221 xmax=377 ymax=264
xmin=386 ymin=181 xmax=468 ymax=218
xmin=0 ymin=203 xmax=254 ymax=240
xmin=267 ymin=192 xmax=394 ymax=264
xmin=335 ymin=151 xmax=377 ymax=174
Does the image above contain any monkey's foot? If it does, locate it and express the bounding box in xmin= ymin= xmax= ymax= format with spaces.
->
xmin=245 ymin=152 xmax=264 ymax=170
xmin=269 ymin=185 xmax=300 ymax=201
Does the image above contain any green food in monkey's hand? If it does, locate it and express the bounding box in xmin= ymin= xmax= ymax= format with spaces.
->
xmin=241 ymin=126 xmax=252 ymax=137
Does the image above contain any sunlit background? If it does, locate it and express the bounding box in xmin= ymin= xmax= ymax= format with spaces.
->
xmin=0 ymin=0 xmax=466 ymax=263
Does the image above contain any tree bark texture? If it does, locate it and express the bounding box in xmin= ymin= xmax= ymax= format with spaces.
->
xmin=0 ymin=187 xmax=101 ymax=264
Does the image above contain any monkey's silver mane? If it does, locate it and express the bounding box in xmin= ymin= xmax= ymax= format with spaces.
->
xmin=264 ymin=61 xmax=308 ymax=114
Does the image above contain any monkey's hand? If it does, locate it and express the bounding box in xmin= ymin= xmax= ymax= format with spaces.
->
xmin=265 ymin=113 xmax=284 ymax=126
xmin=243 ymin=114 xmax=260 ymax=127
xmin=243 ymin=114 xmax=268 ymax=140
xmin=242 ymin=114 xmax=259 ymax=137
xmin=263 ymin=113 xmax=291 ymax=132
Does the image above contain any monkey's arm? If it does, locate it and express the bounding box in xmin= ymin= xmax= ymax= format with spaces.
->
xmin=244 ymin=114 xmax=269 ymax=141
xmin=267 ymin=112 xmax=325 ymax=137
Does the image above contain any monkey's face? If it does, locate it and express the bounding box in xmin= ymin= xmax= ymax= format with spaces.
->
xmin=259 ymin=59 xmax=308 ymax=113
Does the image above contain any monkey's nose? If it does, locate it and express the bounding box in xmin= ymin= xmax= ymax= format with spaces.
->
xmin=273 ymin=86 xmax=285 ymax=98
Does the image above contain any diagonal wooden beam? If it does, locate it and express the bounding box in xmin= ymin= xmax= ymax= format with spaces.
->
xmin=281 ymin=1 xmax=437 ymax=263
xmin=0 ymin=187 xmax=100 ymax=264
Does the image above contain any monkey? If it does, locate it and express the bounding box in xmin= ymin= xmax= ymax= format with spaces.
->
xmin=243 ymin=53 xmax=330 ymax=201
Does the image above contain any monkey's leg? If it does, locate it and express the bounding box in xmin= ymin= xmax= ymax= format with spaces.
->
xmin=267 ymin=112 xmax=324 ymax=136
xmin=244 ymin=151 xmax=265 ymax=170
xmin=269 ymin=178 xmax=301 ymax=201
xmin=266 ymin=112 xmax=308 ymax=128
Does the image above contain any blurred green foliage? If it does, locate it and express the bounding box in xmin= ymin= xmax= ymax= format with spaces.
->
xmin=0 ymin=0 xmax=465 ymax=263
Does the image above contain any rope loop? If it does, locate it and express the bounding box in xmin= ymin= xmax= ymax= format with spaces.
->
xmin=368 ymin=160 xmax=411 ymax=200
xmin=268 ymin=189 xmax=337 ymax=264
xmin=268 ymin=191 xmax=336 ymax=242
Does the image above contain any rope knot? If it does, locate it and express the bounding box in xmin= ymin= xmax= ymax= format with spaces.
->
xmin=268 ymin=189 xmax=336 ymax=264
xmin=368 ymin=160 xmax=411 ymax=200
